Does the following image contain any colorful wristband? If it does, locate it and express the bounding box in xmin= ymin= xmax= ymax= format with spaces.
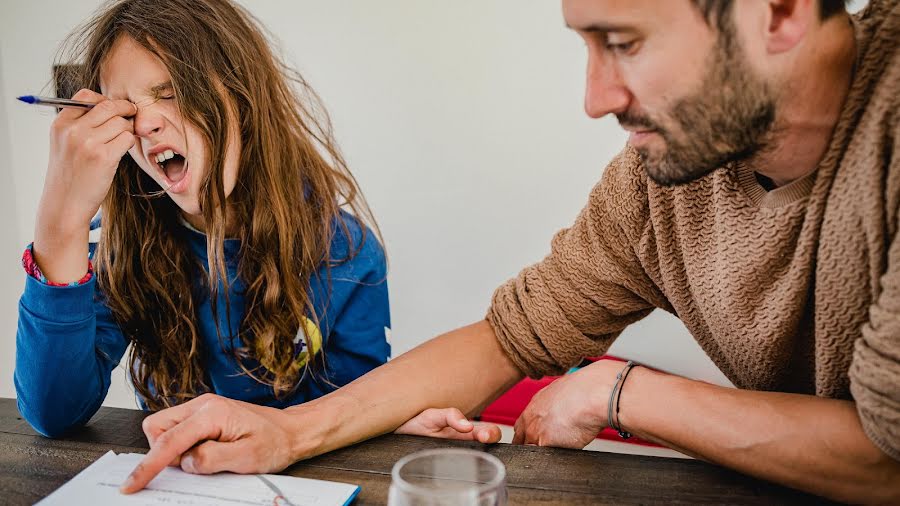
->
xmin=22 ymin=243 xmax=93 ymax=287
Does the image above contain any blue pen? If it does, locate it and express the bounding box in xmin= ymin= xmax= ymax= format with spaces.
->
xmin=17 ymin=95 xmax=95 ymax=109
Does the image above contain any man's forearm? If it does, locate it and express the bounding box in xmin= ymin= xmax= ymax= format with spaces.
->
xmin=619 ymin=367 xmax=900 ymax=503
xmin=290 ymin=320 xmax=524 ymax=457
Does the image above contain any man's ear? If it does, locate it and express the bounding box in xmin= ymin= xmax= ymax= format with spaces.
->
xmin=764 ymin=0 xmax=815 ymax=53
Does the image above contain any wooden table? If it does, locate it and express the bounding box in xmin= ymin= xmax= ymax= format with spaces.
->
xmin=0 ymin=398 xmax=836 ymax=505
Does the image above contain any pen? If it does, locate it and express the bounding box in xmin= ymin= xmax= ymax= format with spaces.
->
xmin=17 ymin=95 xmax=96 ymax=109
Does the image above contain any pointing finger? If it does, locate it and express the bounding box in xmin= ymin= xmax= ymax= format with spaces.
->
xmin=121 ymin=413 xmax=222 ymax=494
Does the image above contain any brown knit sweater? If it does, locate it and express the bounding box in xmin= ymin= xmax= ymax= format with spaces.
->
xmin=487 ymin=0 xmax=900 ymax=460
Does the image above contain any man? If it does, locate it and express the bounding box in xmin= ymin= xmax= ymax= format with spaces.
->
xmin=122 ymin=0 xmax=899 ymax=502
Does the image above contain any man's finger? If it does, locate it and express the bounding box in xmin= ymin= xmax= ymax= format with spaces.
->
xmin=121 ymin=414 xmax=222 ymax=494
xmin=181 ymin=439 xmax=257 ymax=475
xmin=512 ymin=416 xmax=526 ymax=445
xmin=142 ymin=395 xmax=215 ymax=444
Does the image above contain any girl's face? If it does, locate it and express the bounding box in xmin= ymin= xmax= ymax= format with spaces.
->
xmin=99 ymin=35 xmax=240 ymax=220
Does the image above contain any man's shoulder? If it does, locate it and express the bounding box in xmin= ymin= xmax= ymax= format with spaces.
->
xmin=599 ymin=146 xmax=647 ymax=194
xmin=585 ymin=146 xmax=653 ymax=240
xmin=856 ymin=0 xmax=900 ymax=91
xmin=850 ymin=0 xmax=899 ymax=161
xmin=858 ymin=0 xmax=900 ymax=29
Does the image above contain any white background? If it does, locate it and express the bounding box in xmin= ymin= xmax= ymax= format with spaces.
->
xmin=0 ymin=0 xmax=866 ymax=409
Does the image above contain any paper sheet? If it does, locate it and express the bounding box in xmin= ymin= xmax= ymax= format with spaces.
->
xmin=37 ymin=451 xmax=360 ymax=506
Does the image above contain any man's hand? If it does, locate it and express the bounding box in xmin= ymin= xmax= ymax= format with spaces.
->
xmin=512 ymin=360 xmax=621 ymax=448
xmin=395 ymin=408 xmax=502 ymax=443
xmin=120 ymin=394 xmax=314 ymax=494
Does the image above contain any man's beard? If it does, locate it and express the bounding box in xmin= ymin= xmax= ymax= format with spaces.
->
xmin=620 ymin=26 xmax=778 ymax=186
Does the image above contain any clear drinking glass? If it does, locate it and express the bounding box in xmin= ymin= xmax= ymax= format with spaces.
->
xmin=387 ymin=448 xmax=508 ymax=506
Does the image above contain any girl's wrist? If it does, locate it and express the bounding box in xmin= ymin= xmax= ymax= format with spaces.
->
xmin=31 ymin=227 xmax=91 ymax=285
xmin=35 ymin=208 xmax=92 ymax=242
xmin=36 ymin=181 xmax=98 ymax=236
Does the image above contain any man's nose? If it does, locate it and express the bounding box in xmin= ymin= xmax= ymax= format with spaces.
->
xmin=584 ymin=53 xmax=631 ymax=119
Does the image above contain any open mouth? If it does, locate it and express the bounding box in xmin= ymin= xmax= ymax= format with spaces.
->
xmin=155 ymin=149 xmax=188 ymax=184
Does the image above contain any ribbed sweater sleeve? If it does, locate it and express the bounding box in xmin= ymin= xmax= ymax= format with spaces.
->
xmin=849 ymin=114 xmax=900 ymax=462
xmin=487 ymin=148 xmax=664 ymax=378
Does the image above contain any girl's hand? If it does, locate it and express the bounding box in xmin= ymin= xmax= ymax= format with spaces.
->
xmin=33 ymin=88 xmax=137 ymax=283
xmin=395 ymin=407 xmax=502 ymax=443
xmin=40 ymin=88 xmax=137 ymax=231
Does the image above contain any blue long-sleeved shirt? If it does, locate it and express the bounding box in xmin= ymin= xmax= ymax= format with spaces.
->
xmin=15 ymin=212 xmax=390 ymax=437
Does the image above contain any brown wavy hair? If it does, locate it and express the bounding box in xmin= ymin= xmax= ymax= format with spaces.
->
xmin=56 ymin=0 xmax=378 ymax=410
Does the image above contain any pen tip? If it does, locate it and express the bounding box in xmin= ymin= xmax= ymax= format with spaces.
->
xmin=17 ymin=95 xmax=36 ymax=104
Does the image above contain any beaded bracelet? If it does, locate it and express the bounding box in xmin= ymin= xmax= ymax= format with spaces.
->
xmin=607 ymin=360 xmax=637 ymax=439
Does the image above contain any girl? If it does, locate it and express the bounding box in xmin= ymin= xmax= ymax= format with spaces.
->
xmin=15 ymin=0 xmax=390 ymax=438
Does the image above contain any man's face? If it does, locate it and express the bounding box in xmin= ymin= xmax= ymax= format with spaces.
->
xmin=563 ymin=0 xmax=777 ymax=186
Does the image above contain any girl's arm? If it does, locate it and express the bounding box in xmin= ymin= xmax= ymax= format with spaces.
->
xmin=15 ymin=263 xmax=130 ymax=437
xmin=16 ymin=89 xmax=136 ymax=436
xmin=305 ymin=213 xmax=391 ymax=399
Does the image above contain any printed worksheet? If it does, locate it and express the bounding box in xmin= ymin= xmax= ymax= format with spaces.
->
xmin=38 ymin=451 xmax=360 ymax=506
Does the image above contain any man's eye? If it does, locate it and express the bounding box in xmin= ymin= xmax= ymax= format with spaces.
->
xmin=606 ymin=41 xmax=636 ymax=55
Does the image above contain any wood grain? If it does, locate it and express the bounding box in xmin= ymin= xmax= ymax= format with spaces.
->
xmin=0 ymin=399 xmax=835 ymax=505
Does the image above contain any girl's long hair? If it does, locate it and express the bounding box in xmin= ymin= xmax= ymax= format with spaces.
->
xmin=57 ymin=0 xmax=378 ymax=410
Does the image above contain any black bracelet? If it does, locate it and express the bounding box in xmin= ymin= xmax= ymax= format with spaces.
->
xmin=607 ymin=360 xmax=636 ymax=440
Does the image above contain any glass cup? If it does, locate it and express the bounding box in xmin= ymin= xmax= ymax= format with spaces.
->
xmin=387 ymin=448 xmax=508 ymax=506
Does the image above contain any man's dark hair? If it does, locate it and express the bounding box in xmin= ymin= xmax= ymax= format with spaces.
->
xmin=691 ymin=0 xmax=848 ymax=26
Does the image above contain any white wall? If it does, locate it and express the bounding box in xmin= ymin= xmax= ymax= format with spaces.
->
xmin=0 ymin=0 xmax=867 ymax=408
xmin=0 ymin=43 xmax=24 ymax=405
xmin=0 ymin=0 xmax=141 ymax=406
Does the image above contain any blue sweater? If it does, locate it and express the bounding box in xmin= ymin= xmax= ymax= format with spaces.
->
xmin=15 ymin=213 xmax=390 ymax=437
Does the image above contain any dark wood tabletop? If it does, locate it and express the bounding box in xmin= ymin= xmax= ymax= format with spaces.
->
xmin=0 ymin=398 xmax=836 ymax=505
